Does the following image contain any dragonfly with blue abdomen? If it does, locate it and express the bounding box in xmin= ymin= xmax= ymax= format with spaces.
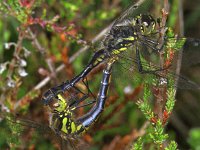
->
xmin=42 ymin=0 xmax=200 ymax=107
xmin=0 ymin=59 xmax=115 ymax=150
xmin=41 ymin=0 xmax=200 ymax=146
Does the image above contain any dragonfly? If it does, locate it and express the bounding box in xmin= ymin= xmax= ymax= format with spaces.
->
xmin=1 ymin=59 xmax=114 ymax=150
xmin=47 ymin=59 xmax=114 ymax=139
xmin=43 ymin=0 xmax=200 ymax=105
xmin=41 ymin=0 xmax=200 ymax=143
xmin=42 ymin=0 xmax=155 ymax=104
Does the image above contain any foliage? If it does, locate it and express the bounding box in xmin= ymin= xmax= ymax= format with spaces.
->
xmin=0 ymin=0 xmax=199 ymax=150
xmin=188 ymin=128 xmax=200 ymax=150
xmin=132 ymin=137 xmax=143 ymax=150
xmin=132 ymin=18 xmax=187 ymax=149
xmin=164 ymin=141 xmax=178 ymax=150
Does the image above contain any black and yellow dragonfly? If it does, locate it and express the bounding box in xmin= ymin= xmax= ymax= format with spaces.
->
xmin=43 ymin=0 xmax=200 ymax=105
xmin=41 ymin=0 xmax=200 ymax=142
xmin=1 ymin=0 xmax=199 ymax=149
xmin=0 ymin=59 xmax=114 ymax=150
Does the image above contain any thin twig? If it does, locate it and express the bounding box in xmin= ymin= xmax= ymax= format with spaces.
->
xmin=7 ymin=29 xmax=25 ymax=82
xmin=13 ymin=0 xmax=153 ymax=110
xmin=102 ymin=121 xmax=150 ymax=150
xmin=136 ymin=121 xmax=150 ymax=137
xmin=155 ymin=0 xmax=169 ymax=122
xmin=174 ymin=0 xmax=184 ymax=95
xmin=14 ymin=22 xmax=112 ymax=110
xmin=27 ymin=28 xmax=57 ymax=81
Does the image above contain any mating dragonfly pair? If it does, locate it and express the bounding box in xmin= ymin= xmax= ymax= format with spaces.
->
xmin=42 ymin=4 xmax=200 ymax=144
xmin=3 ymin=0 xmax=200 ymax=149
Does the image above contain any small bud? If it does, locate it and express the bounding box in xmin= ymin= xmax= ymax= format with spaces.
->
xmin=1 ymin=105 xmax=10 ymax=113
xmin=18 ymin=67 xmax=28 ymax=77
xmin=23 ymin=48 xmax=31 ymax=57
xmin=19 ymin=59 xmax=27 ymax=67
xmin=4 ymin=43 xmax=10 ymax=49
xmin=0 ymin=62 xmax=9 ymax=74
xmin=7 ymin=79 xmax=16 ymax=88
xmin=0 ymin=63 xmax=6 ymax=74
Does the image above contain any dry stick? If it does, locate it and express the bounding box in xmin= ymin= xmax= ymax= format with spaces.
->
xmin=167 ymin=0 xmax=185 ymax=143
xmin=125 ymin=121 xmax=150 ymax=150
xmin=14 ymin=0 xmax=152 ymax=110
xmin=103 ymin=121 xmax=150 ymax=150
xmin=174 ymin=0 xmax=184 ymax=95
xmin=7 ymin=30 xmax=24 ymax=78
xmin=14 ymin=23 xmax=112 ymax=110
xmin=156 ymin=0 xmax=169 ymax=123
xmin=27 ymin=28 xmax=57 ymax=81
xmin=135 ymin=121 xmax=150 ymax=138
xmin=15 ymin=0 xmax=148 ymax=108
xmin=157 ymin=1 xmax=171 ymax=149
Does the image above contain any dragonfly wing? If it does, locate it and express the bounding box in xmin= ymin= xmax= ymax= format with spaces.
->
xmin=92 ymin=0 xmax=152 ymax=51
xmin=111 ymin=37 xmax=200 ymax=90
xmin=181 ymin=38 xmax=200 ymax=68
xmin=1 ymin=113 xmax=86 ymax=150
xmin=175 ymin=38 xmax=200 ymax=89
xmin=112 ymin=0 xmax=154 ymax=27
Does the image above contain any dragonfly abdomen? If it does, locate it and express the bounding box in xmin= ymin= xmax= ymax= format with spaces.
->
xmin=75 ymin=61 xmax=113 ymax=130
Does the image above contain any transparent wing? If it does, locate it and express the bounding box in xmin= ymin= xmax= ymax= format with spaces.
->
xmin=112 ymin=0 xmax=153 ymax=27
xmin=95 ymin=0 xmax=154 ymax=51
xmin=180 ymin=38 xmax=200 ymax=68
xmin=0 ymin=113 xmax=88 ymax=150
xmin=0 ymin=113 xmax=59 ymax=149
xmin=111 ymin=37 xmax=200 ymax=89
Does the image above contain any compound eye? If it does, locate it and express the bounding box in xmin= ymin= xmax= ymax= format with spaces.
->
xmin=47 ymin=97 xmax=60 ymax=110
xmin=143 ymin=21 xmax=149 ymax=27
xmin=53 ymin=102 xmax=60 ymax=108
xmin=42 ymin=90 xmax=54 ymax=105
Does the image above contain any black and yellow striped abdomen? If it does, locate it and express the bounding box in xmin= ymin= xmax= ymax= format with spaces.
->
xmin=50 ymin=109 xmax=86 ymax=139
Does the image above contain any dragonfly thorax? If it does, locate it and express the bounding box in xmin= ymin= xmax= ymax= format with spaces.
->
xmin=104 ymin=25 xmax=138 ymax=55
xmin=103 ymin=14 xmax=156 ymax=55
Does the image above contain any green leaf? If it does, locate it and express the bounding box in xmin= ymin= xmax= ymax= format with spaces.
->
xmin=165 ymin=141 xmax=178 ymax=150
xmin=132 ymin=137 xmax=143 ymax=150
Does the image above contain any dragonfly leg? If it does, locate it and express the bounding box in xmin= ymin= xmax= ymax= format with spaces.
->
xmin=82 ymin=78 xmax=96 ymax=100
xmin=68 ymin=79 xmax=96 ymax=109
xmin=136 ymin=45 xmax=168 ymax=74
xmin=75 ymin=99 xmax=96 ymax=110
xmin=71 ymin=77 xmax=95 ymax=99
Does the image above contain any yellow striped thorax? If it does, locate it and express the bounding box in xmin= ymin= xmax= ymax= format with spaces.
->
xmin=93 ymin=52 xmax=106 ymax=66
xmin=104 ymin=14 xmax=156 ymax=57
xmin=50 ymin=109 xmax=86 ymax=138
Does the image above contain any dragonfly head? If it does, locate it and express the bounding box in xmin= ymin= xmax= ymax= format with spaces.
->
xmin=42 ymin=82 xmax=68 ymax=107
xmin=136 ymin=14 xmax=156 ymax=35
xmin=46 ymin=94 xmax=67 ymax=113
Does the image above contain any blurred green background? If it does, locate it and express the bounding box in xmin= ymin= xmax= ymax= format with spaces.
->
xmin=0 ymin=0 xmax=200 ymax=150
